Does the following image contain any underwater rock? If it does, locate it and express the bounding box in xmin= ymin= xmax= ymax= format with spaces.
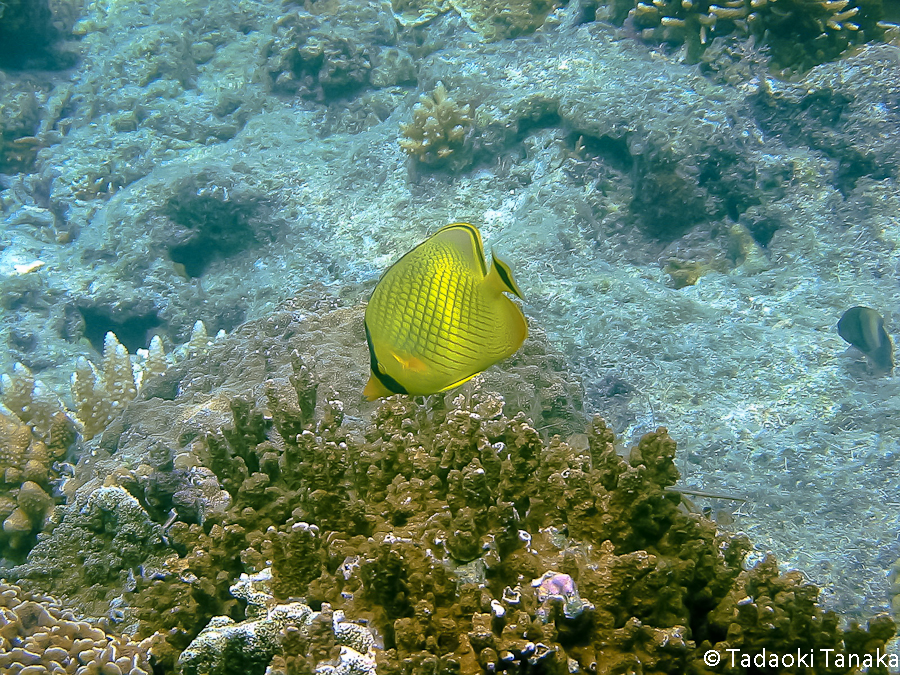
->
xmin=752 ymin=43 xmax=900 ymax=190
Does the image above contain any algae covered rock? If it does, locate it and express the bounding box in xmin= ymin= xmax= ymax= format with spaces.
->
xmin=178 ymin=568 xmax=376 ymax=675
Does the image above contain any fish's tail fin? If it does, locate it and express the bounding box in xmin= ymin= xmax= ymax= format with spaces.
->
xmin=487 ymin=250 xmax=524 ymax=299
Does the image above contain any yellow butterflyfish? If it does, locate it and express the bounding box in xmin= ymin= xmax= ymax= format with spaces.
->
xmin=363 ymin=222 xmax=528 ymax=400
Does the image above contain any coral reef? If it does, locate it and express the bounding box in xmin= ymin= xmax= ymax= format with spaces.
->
xmin=703 ymin=555 xmax=898 ymax=670
xmin=0 ymin=579 xmax=153 ymax=674
xmin=399 ymin=82 xmax=475 ymax=170
xmin=0 ymin=291 xmax=893 ymax=672
xmin=4 ymin=324 xmax=177 ymax=449
xmin=116 ymin=357 xmax=893 ymax=672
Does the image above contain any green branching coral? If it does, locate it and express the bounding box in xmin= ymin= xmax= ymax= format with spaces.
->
xmin=399 ymin=82 xmax=475 ymax=170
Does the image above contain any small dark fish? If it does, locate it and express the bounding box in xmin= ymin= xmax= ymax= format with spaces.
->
xmin=837 ymin=306 xmax=894 ymax=375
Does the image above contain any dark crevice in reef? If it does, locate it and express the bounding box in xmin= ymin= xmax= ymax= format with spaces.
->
xmin=79 ymin=307 xmax=163 ymax=354
xmin=165 ymin=187 xmax=265 ymax=279
xmin=0 ymin=0 xmax=77 ymax=70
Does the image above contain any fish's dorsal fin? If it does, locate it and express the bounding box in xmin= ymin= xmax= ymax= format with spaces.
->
xmin=485 ymin=249 xmax=524 ymax=299
xmin=431 ymin=222 xmax=488 ymax=277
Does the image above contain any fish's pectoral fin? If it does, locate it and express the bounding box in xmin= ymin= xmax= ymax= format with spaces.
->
xmin=387 ymin=348 xmax=430 ymax=374
xmin=363 ymin=374 xmax=394 ymax=401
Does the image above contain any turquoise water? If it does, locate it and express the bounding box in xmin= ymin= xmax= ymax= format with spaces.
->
xmin=1 ymin=0 xmax=899 ymax=671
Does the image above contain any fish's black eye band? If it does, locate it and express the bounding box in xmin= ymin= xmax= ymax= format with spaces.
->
xmin=365 ymin=323 xmax=409 ymax=395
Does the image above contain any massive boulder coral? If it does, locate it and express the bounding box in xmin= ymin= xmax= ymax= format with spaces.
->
xmin=9 ymin=485 xmax=168 ymax=617
xmin=0 ymin=579 xmax=153 ymax=674
xmin=0 ymin=404 xmax=67 ymax=562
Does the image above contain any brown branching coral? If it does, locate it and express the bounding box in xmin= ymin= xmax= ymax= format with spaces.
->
xmin=137 ymin=374 xmax=893 ymax=672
